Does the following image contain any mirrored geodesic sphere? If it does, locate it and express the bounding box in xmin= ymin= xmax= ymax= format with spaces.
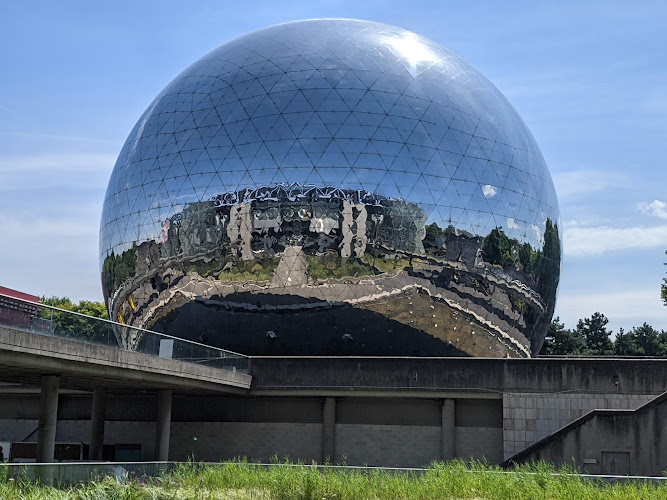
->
xmin=100 ymin=19 xmax=560 ymax=358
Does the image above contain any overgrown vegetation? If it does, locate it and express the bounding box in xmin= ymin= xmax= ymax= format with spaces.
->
xmin=1 ymin=460 xmax=666 ymax=500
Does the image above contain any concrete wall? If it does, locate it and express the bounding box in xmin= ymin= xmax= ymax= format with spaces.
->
xmin=2 ymin=389 xmax=664 ymax=468
xmin=456 ymin=427 xmax=503 ymax=463
xmin=335 ymin=424 xmax=440 ymax=466
xmin=250 ymin=357 xmax=667 ymax=395
xmin=0 ymin=418 xmax=505 ymax=467
xmin=0 ymin=418 xmax=323 ymax=463
xmin=0 ymin=419 xmax=157 ymax=460
xmin=508 ymin=393 xmax=667 ymax=476
xmin=0 ymin=394 xmax=506 ymax=466
xmin=170 ymin=422 xmax=323 ymax=462
xmin=503 ymin=393 xmax=656 ymax=459
xmin=2 ymin=357 xmax=667 ymax=468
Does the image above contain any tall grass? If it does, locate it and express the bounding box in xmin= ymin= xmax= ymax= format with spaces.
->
xmin=1 ymin=460 xmax=665 ymax=499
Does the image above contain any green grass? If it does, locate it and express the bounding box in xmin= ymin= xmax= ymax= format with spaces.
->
xmin=1 ymin=460 xmax=666 ymax=500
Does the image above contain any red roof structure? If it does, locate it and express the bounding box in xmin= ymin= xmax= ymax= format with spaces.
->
xmin=0 ymin=286 xmax=39 ymax=303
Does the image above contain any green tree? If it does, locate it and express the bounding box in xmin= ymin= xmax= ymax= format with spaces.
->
xmin=613 ymin=328 xmax=640 ymax=355
xmin=539 ymin=317 xmax=586 ymax=355
xmin=536 ymin=219 xmax=561 ymax=312
xmin=577 ymin=312 xmax=613 ymax=355
xmin=630 ymin=323 xmax=664 ymax=356
xmin=517 ymin=242 xmax=537 ymax=275
xmin=660 ymin=329 xmax=667 ymax=354
xmin=41 ymin=296 xmax=110 ymax=343
xmin=41 ymin=296 xmax=108 ymax=319
xmin=614 ymin=323 xmax=665 ymax=356
xmin=101 ymin=246 xmax=137 ymax=299
xmin=73 ymin=300 xmax=108 ymax=320
xmin=482 ymin=227 xmax=513 ymax=268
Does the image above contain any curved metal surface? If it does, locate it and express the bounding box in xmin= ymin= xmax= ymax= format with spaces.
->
xmin=100 ymin=19 xmax=560 ymax=357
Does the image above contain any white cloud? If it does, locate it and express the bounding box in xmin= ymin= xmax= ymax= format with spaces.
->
xmin=0 ymin=151 xmax=111 ymax=300
xmin=506 ymin=217 xmax=519 ymax=229
xmin=556 ymin=288 xmax=665 ymax=332
xmin=551 ymin=169 xmax=628 ymax=198
xmin=482 ymin=184 xmax=497 ymax=198
xmin=564 ymin=223 xmax=667 ymax=256
xmin=638 ymin=200 xmax=667 ymax=220
xmin=0 ymin=214 xmax=98 ymax=239
xmin=0 ymin=213 xmax=102 ymax=301
xmin=0 ymin=153 xmax=114 ymax=192
xmin=0 ymin=153 xmax=115 ymax=173
xmin=531 ymin=224 xmax=543 ymax=245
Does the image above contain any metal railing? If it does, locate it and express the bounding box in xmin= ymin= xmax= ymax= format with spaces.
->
xmin=1 ymin=461 xmax=665 ymax=486
xmin=0 ymin=292 xmax=249 ymax=373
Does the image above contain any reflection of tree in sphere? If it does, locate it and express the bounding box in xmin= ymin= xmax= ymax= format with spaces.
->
xmin=100 ymin=19 xmax=560 ymax=358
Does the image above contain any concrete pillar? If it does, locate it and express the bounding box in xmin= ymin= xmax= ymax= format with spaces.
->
xmin=155 ymin=390 xmax=172 ymax=461
xmin=441 ymin=398 xmax=456 ymax=461
xmin=36 ymin=375 xmax=60 ymax=463
xmin=321 ymin=396 xmax=336 ymax=463
xmin=89 ymin=388 xmax=107 ymax=460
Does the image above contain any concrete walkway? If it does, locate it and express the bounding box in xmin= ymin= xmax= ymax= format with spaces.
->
xmin=0 ymin=325 xmax=251 ymax=394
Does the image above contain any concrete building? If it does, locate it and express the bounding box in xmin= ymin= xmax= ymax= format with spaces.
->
xmin=100 ymin=19 xmax=562 ymax=359
xmin=1 ymin=17 xmax=661 ymax=480
xmin=505 ymin=392 xmax=667 ymax=476
xmin=2 ymin=323 xmax=666 ymax=473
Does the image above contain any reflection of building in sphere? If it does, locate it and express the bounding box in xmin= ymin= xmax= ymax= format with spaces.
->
xmin=100 ymin=19 xmax=560 ymax=358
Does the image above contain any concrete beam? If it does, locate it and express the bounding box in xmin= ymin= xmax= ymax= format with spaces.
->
xmin=249 ymin=389 xmax=502 ymax=399
xmin=441 ymin=398 xmax=455 ymax=460
xmin=0 ymin=325 xmax=251 ymax=394
xmin=155 ymin=389 xmax=172 ymax=461
xmin=36 ymin=375 xmax=59 ymax=463
xmin=321 ymin=396 xmax=336 ymax=463
xmin=249 ymin=357 xmax=667 ymax=395
xmin=89 ymin=388 xmax=106 ymax=460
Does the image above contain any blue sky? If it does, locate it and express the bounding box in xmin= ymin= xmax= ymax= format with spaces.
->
xmin=0 ymin=0 xmax=665 ymax=333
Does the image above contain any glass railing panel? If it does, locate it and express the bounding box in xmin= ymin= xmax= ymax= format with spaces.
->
xmin=0 ymin=293 xmax=250 ymax=374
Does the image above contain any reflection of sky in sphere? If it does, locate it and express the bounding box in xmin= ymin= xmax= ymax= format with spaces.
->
xmin=100 ymin=18 xmax=559 ymax=263
xmin=384 ymin=33 xmax=439 ymax=76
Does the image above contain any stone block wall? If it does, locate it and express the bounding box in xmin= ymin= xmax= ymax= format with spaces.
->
xmin=334 ymin=424 xmax=440 ymax=467
xmin=455 ymin=427 xmax=503 ymax=464
xmin=510 ymin=393 xmax=667 ymax=476
xmin=0 ymin=418 xmax=503 ymax=466
xmin=170 ymin=422 xmax=322 ymax=462
xmin=503 ymin=393 xmax=657 ymax=459
xmin=3 ymin=391 xmax=660 ymax=466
